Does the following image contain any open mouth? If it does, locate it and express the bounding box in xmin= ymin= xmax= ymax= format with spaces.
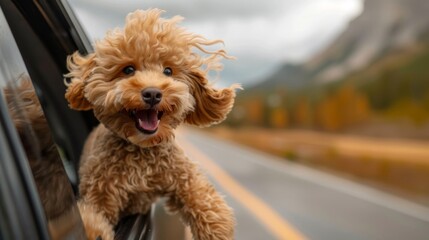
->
xmin=129 ymin=109 xmax=164 ymax=134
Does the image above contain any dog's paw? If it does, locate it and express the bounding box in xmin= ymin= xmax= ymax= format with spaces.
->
xmin=77 ymin=201 xmax=115 ymax=240
xmin=188 ymin=206 xmax=235 ymax=240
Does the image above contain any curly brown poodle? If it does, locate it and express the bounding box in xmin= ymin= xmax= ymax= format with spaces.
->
xmin=65 ymin=9 xmax=239 ymax=240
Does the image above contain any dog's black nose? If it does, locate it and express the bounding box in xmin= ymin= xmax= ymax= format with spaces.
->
xmin=142 ymin=88 xmax=162 ymax=106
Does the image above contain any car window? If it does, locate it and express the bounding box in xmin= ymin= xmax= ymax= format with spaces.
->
xmin=0 ymin=6 xmax=85 ymax=240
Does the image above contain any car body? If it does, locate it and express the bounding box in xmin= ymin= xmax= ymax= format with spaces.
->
xmin=0 ymin=0 xmax=168 ymax=239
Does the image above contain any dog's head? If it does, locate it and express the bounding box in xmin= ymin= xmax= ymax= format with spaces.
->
xmin=65 ymin=9 xmax=239 ymax=147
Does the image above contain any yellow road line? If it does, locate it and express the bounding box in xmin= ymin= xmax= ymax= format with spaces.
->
xmin=180 ymin=138 xmax=307 ymax=240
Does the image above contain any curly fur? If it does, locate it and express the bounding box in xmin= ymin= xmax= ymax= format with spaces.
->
xmin=65 ymin=9 xmax=238 ymax=240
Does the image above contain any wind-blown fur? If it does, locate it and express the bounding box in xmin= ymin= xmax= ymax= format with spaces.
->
xmin=65 ymin=9 xmax=238 ymax=240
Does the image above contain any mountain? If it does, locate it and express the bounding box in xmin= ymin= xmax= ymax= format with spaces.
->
xmin=251 ymin=0 xmax=429 ymax=91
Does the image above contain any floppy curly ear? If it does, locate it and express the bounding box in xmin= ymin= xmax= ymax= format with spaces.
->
xmin=64 ymin=52 xmax=95 ymax=110
xmin=65 ymin=78 xmax=92 ymax=110
xmin=186 ymin=70 xmax=240 ymax=127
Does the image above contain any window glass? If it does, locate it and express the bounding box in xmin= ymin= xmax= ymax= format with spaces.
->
xmin=0 ymin=7 xmax=85 ymax=239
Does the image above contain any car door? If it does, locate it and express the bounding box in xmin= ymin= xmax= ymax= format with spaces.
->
xmin=0 ymin=1 xmax=153 ymax=239
xmin=0 ymin=4 xmax=86 ymax=239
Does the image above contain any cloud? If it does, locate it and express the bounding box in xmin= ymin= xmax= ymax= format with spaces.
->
xmin=70 ymin=0 xmax=302 ymax=20
xmin=68 ymin=0 xmax=362 ymax=86
xmin=182 ymin=0 xmax=362 ymax=62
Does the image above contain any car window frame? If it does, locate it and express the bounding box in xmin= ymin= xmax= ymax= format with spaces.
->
xmin=0 ymin=91 xmax=51 ymax=240
xmin=0 ymin=0 xmax=98 ymax=188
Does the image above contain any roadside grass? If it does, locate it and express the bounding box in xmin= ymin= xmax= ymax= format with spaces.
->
xmin=205 ymin=127 xmax=429 ymax=206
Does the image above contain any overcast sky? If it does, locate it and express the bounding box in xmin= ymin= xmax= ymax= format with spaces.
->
xmin=68 ymin=0 xmax=362 ymax=87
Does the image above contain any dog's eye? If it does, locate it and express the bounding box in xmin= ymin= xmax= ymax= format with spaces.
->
xmin=163 ymin=67 xmax=173 ymax=76
xmin=122 ymin=65 xmax=135 ymax=75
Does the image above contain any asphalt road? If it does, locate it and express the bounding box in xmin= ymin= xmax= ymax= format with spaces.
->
xmin=178 ymin=128 xmax=429 ymax=240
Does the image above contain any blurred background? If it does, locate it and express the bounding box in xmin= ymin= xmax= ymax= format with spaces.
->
xmin=68 ymin=0 xmax=429 ymax=203
xmin=67 ymin=0 xmax=429 ymax=239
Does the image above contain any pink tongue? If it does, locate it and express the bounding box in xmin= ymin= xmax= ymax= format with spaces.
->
xmin=137 ymin=109 xmax=159 ymax=131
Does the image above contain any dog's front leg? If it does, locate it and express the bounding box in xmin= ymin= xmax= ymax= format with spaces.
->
xmin=77 ymin=200 xmax=115 ymax=240
xmin=78 ymin=171 xmax=130 ymax=240
xmin=166 ymin=165 xmax=235 ymax=240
